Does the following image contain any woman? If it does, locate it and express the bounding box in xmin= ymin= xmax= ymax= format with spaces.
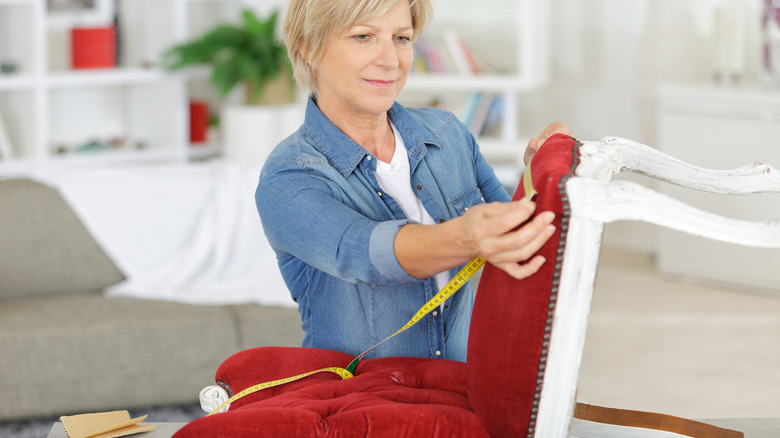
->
xmin=256 ymin=0 xmax=568 ymax=362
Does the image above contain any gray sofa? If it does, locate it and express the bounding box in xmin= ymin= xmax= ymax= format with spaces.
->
xmin=0 ymin=178 xmax=303 ymax=421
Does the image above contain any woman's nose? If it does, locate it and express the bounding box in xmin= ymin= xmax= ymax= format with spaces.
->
xmin=375 ymin=38 xmax=399 ymax=69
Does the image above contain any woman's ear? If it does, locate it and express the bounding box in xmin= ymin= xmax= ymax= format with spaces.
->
xmin=299 ymin=47 xmax=309 ymax=65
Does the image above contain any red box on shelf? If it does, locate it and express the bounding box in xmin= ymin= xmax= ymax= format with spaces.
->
xmin=71 ymin=26 xmax=116 ymax=69
xmin=189 ymin=101 xmax=209 ymax=144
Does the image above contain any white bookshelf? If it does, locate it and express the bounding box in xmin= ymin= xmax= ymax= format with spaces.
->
xmin=0 ymin=0 xmax=224 ymax=164
xmin=0 ymin=0 xmax=549 ymax=165
xmin=0 ymin=74 xmax=36 ymax=91
xmin=402 ymin=0 xmax=551 ymax=165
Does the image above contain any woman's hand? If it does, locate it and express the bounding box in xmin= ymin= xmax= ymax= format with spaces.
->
xmin=524 ymin=122 xmax=570 ymax=166
xmin=455 ymin=197 xmax=556 ymax=279
xmin=395 ymin=197 xmax=556 ymax=281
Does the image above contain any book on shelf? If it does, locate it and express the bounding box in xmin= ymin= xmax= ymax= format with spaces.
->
xmin=477 ymin=96 xmax=504 ymax=137
xmin=441 ymin=30 xmax=482 ymax=75
xmin=425 ymin=92 xmax=503 ymax=139
xmin=468 ymin=93 xmax=495 ymax=135
xmin=413 ymin=31 xmax=483 ymax=75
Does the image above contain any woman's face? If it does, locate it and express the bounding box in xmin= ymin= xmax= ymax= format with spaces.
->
xmin=313 ymin=0 xmax=414 ymax=122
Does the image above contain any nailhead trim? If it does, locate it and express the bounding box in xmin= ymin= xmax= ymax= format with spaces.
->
xmin=526 ymin=138 xmax=581 ymax=437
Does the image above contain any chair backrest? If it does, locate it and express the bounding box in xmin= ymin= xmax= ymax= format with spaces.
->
xmin=467 ymin=134 xmax=780 ymax=437
xmin=468 ymin=134 xmax=581 ymax=437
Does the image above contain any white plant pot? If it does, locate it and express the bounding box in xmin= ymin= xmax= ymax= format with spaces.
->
xmin=221 ymin=103 xmax=305 ymax=165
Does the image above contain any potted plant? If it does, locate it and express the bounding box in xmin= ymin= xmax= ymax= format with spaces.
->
xmin=162 ymin=8 xmax=295 ymax=105
xmin=162 ymin=8 xmax=302 ymax=163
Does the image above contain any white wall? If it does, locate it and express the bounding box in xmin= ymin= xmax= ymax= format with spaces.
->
xmin=511 ymin=0 xmax=764 ymax=253
xmin=519 ymin=0 xmax=762 ymax=142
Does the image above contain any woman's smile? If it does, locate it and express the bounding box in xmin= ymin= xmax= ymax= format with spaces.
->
xmin=365 ymin=78 xmax=397 ymax=88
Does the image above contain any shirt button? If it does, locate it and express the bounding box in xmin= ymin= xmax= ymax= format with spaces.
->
xmin=464 ymin=207 xmax=469 ymax=211
xmin=438 ymin=219 xmax=445 ymax=223
xmin=432 ymin=310 xmax=438 ymax=316
xmin=366 ymin=156 xmax=372 ymax=161
xmin=435 ymin=350 xmax=442 ymax=356
xmin=377 ymin=191 xmax=383 ymax=197
xmin=416 ymin=184 xmax=423 ymax=190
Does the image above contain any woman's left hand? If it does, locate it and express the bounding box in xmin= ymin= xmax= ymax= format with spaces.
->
xmin=523 ymin=122 xmax=570 ymax=165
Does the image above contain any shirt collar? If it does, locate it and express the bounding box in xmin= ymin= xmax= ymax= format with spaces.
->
xmin=302 ymin=97 xmax=441 ymax=178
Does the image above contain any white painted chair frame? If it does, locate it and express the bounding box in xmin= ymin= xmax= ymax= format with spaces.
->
xmin=535 ymin=136 xmax=780 ymax=437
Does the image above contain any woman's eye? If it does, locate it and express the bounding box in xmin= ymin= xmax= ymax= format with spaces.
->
xmin=353 ymin=34 xmax=370 ymax=42
xmin=395 ymin=35 xmax=411 ymax=43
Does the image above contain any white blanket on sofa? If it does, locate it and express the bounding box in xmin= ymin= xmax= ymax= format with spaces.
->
xmin=1 ymin=161 xmax=296 ymax=307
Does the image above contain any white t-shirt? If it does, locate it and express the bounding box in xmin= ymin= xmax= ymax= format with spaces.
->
xmin=375 ymin=122 xmax=452 ymax=291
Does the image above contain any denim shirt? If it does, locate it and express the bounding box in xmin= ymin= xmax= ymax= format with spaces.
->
xmin=256 ymin=97 xmax=511 ymax=362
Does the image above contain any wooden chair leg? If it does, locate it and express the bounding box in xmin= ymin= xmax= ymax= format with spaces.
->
xmin=573 ymin=403 xmax=744 ymax=438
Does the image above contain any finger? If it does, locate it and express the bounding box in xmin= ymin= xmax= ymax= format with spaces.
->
xmin=541 ymin=121 xmax=569 ymax=138
xmin=490 ymin=221 xmax=556 ymax=265
xmin=524 ymin=137 xmax=544 ymax=165
xmin=476 ymin=196 xmax=535 ymax=217
xmin=483 ymin=212 xmax=556 ymax=262
xmin=495 ymin=255 xmax=547 ymax=280
xmin=470 ymin=198 xmax=537 ymax=238
xmin=525 ymin=122 xmax=571 ymax=165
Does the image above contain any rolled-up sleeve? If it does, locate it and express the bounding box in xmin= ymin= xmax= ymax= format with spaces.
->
xmin=369 ymin=219 xmax=419 ymax=284
xmin=257 ymin=160 xmax=420 ymax=286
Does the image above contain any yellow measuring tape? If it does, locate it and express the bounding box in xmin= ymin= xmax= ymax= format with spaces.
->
xmin=208 ymin=165 xmax=537 ymax=415
xmin=208 ymin=257 xmax=485 ymax=415
xmin=522 ymin=159 xmax=538 ymax=198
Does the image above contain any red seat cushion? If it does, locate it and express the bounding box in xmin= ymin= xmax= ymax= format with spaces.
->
xmin=176 ymin=347 xmax=488 ymax=437
xmin=173 ymin=134 xmax=579 ymax=438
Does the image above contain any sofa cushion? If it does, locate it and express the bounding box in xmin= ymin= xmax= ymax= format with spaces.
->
xmin=0 ymin=293 xmax=241 ymax=420
xmin=0 ymin=179 xmax=125 ymax=300
xmin=226 ymin=304 xmax=305 ymax=350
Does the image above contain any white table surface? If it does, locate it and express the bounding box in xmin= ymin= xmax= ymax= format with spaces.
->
xmin=47 ymin=422 xmax=186 ymax=438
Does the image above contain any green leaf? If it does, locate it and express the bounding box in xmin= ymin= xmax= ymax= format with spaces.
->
xmin=160 ymin=7 xmax=291 ymax=102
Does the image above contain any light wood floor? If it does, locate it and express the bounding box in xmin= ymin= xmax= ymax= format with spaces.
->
xmin=577 ymin=247 xmax=780 ymax=420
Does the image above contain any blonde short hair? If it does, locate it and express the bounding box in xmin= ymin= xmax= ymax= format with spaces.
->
xmin=283 ymin=0 xmax=432 ymax=96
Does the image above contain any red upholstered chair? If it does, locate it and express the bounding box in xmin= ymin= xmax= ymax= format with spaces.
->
xmin=173 ymin=134 xmax=779 ymax=438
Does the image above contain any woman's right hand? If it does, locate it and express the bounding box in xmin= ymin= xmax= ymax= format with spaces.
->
xmin=456 ymin=196 xmax=556 ymax=280
xmin=394 ymin=197 xmax=556 ymax=281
